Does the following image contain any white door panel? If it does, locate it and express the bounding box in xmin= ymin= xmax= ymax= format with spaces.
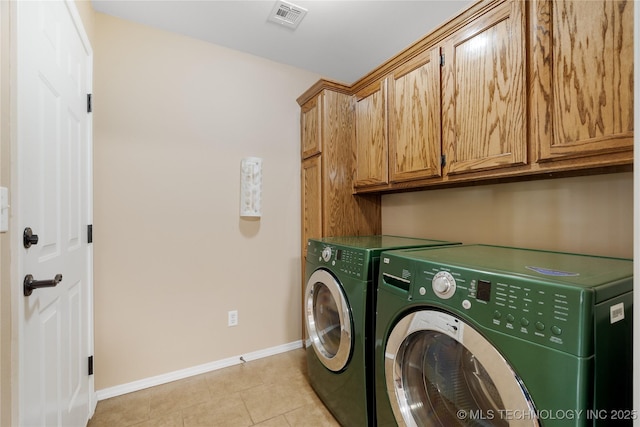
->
xmin=18 ymin=1 xmax=93 ymax=426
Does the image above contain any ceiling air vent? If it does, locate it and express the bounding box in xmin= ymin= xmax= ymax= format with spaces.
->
xmin=268 ymin=0 xmax=307 ymax=30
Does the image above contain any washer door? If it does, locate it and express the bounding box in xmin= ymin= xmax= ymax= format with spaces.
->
xmin=305 ymin=269 xmax=352 ymax=372
xmin=385 ymin=310 xmax=539 ymax=427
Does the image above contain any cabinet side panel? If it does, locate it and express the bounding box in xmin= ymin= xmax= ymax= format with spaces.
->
xmin=324 ymin=91 xmax=381 ymax=236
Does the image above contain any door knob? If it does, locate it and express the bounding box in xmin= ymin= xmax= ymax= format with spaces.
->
xmin=23 ymin=227 xmax=39 ymax=248
xmin=23 ymin=274 xmax=62 ymax=296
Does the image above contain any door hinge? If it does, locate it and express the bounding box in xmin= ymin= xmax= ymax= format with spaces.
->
xmin=87 ymin=224 xmax=93 ymax=244
xmin=87 ymin=94 xmax=92 ymax=113
xmin=440 ymin=54 xmax=445 ymax=66
xmin=441 ymin=154 xmax=446 ymax=168
xmin=88 ymin=355 xmax=94 ymax=376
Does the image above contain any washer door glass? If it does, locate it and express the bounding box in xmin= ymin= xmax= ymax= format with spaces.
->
xmin=305 ymin=269 xmax=352 ymax=372
xmin=385 ymin=310 xmax=539 ymax=427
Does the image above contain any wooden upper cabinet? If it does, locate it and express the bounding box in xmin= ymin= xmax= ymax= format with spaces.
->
xmin=441 ymin=0 xmax=527 ymax=176
xmin=389 ymin=47 xmax=442 ymax=182
xmin=301 ymin=94 xmax=322 ymax=159
xmin=531 ymin=0 xmax=634 ymax=162
xmin=354 ymin=79 xmax=388 ymax=187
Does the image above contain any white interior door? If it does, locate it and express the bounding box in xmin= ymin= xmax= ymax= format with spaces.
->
xmin=17 ymin=1 xmax=93 ymax=426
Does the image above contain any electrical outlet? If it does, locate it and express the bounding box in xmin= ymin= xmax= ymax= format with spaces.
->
xmin=228 ymin=310 xmax=238 ymax=327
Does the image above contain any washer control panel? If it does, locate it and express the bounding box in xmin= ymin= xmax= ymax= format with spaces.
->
xmin=380 ymin=253 xmax=591 ymax=356
xmin=425 ymin=266 xmax=585 ymax=354
xmin=307 ymin=242 xmax=367 ymax=280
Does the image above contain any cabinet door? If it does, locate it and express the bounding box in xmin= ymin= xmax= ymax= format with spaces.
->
xmin=389 ymin=47 xmax=442 ymax=182
xmin=355 ymin=79 xmax=388 ymax=187
xmin=441 ymin=0 xmax=527 ymax=175
xmin=531 ymin=0 xmax=634 ymax=161
xmin=301 ymin=94 xmax=322 ymax=159
xmin=301 ymin=155 xmax=322 ymax=259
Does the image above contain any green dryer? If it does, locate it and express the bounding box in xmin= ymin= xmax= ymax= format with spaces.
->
xmin=375 ymin=245 xmax=633 ymax=427
xmin=304 ymin=236 xmax=459 ymax=426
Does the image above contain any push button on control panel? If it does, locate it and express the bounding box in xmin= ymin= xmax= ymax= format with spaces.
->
xmin=520 ymin=318 xmax=530 ymax=327
xmin=535 ymin=321 xmax=545 ymax=331
xmin=551 ymin=326 xmax=562 ymax=335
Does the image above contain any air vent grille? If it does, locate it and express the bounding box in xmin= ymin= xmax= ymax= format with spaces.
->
xmin=268 ymin=0 xmax=307 ymax=29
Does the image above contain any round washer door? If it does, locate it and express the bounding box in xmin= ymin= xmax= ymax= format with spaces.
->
xmin=385 ymin=310 xmax=539 ymax=427
xmin=305 ymin=269 xmax=352 ymax=372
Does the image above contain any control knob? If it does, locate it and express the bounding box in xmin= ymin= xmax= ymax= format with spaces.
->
xmin=321 ymin=247 xmax=332 ymax=262
xmin=432 ymin=271 xmax=456 ymax=299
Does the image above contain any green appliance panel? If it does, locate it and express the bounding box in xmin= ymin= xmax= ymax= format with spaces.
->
xmin=307 ymin=235 xmax=459 ymax=281
xmin=305 ymin=236 xmax=460 ymax=427
xmin=381 ymin=245 xmax=632 ymax=357
xmin=376 ymin=245 xmax=633 ymax=427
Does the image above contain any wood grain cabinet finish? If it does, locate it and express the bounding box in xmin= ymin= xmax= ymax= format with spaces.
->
xmin=389 ymin=47 xmax=443 ymax=182
xmin=354 ymin=79 xmax=389 ymax=187
xmin=301 ymin=95 xmax=321 ymax=159
xmin=299 ymin=88 xmax=381 ymax=258
xmin=530 ymin=0 xmax=634 ymax=163
xmin=441 ymin=0 xmax=527 ymax=176
xmin=301 ymin=155 xmax=322 ymax=259
xmin=302 ymin=0 xmax=633 ymax=199
xmin=298 ymin=87 xmax=382 ymax=338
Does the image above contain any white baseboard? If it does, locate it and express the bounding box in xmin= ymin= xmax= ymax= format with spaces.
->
xmin=95 ymin=340 xmax=303 ymax=401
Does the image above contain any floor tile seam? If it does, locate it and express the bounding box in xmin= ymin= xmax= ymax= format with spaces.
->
xmin=159 ymin=393 xmax=225 ymax=419
xmin=238 ymin=388 xmax=260 ymax=425
xmin=180 ymin=389 xmax=257 ymax=427
xmin=253 ymin=413 xmax=294 ymax=427
xmin=205 ymin=377 xmax=267 ymax=398
xmin=90 ymin=399 xmax=154 ymax=427
xmin=127 ymin=409 xmax=185 ymax=427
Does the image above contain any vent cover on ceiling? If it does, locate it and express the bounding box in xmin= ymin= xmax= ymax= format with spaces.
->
xmin=268 ymin=0 xmax=307 ymax=29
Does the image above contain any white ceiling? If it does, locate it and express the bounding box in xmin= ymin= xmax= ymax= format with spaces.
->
xmin=91 ymin=0 xmax=474 ymax=85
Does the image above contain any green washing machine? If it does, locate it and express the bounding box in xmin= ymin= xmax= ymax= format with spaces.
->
xmin=304 ymin=236 xmax=460 ymax=427
xmin=375 ymin=245 xmax=633 ymax=427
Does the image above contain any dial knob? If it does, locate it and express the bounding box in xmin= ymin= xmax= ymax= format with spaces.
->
xmin=321 ymin=247 xmax=332 ymax=262
xmin=432 ymin=271 xmax=456 ymax=299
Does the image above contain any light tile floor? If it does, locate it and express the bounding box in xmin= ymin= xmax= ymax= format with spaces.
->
xmin=88 ymin=349 xmax=340 ymax=427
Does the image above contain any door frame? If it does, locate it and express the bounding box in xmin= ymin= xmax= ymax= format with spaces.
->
xmin=7 ymin=0 xmax=95 ymax=424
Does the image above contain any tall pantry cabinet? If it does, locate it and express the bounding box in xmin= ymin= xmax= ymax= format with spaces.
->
xmin=298 ymin=80 xmax=381 ymax=265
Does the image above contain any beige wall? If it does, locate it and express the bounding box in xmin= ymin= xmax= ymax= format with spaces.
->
xmin=382 ymin=172 xmax=633 ymax=259
xmin=93 ymin=13 xmax=320 ymax=390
